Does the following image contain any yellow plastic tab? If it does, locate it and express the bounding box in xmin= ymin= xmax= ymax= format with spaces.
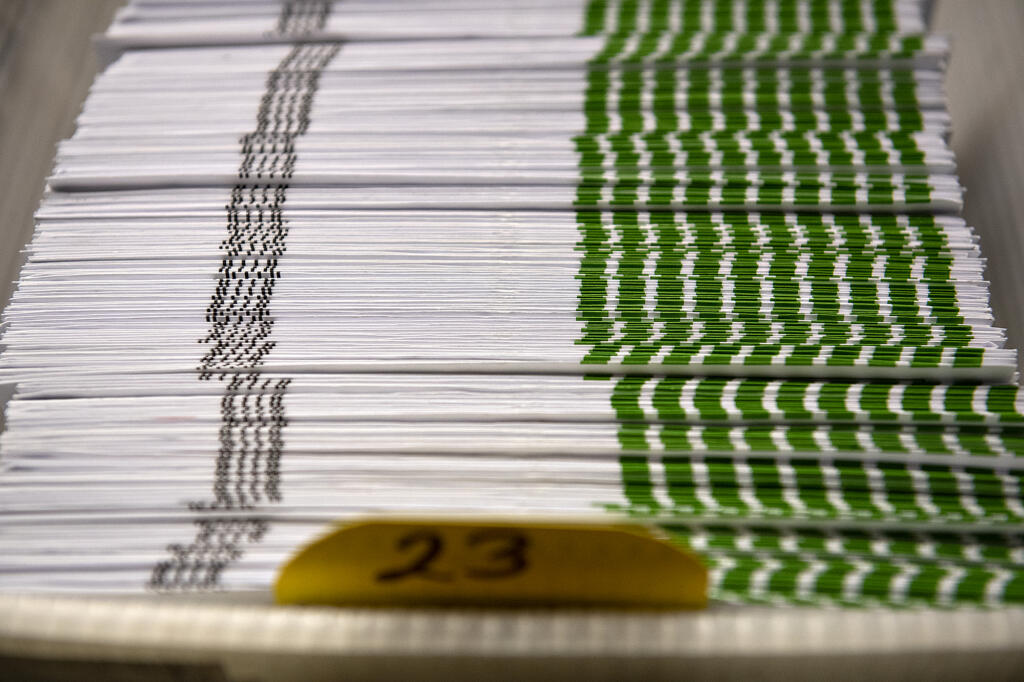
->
xmin=275 ymin=519 xmax=707 ymax=609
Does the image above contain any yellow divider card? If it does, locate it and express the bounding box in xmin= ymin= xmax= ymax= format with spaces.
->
xmin=275 ymin=519 xmax=707 ymax=609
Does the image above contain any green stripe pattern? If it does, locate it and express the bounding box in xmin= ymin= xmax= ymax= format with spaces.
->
xmin=611 ymin=377 xmax=1024 ymax=424
xmin=583 ymin=0 xmax=914 ymax=39
xmin=575 ymin=0 xmax=1024 ymax=606
xmin=665 ymin=524 xmax=1024 ymax=607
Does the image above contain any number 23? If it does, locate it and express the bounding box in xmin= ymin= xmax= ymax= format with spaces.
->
xmin=375 ymin=528 xmax=529 ymax=583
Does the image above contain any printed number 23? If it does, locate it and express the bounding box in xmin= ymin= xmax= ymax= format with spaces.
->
xmin=375 ymin=528 xmax=528 ymax=583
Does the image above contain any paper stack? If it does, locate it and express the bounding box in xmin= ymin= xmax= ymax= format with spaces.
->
xmin=1 ymin=0 xmax=1022 ymax=607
